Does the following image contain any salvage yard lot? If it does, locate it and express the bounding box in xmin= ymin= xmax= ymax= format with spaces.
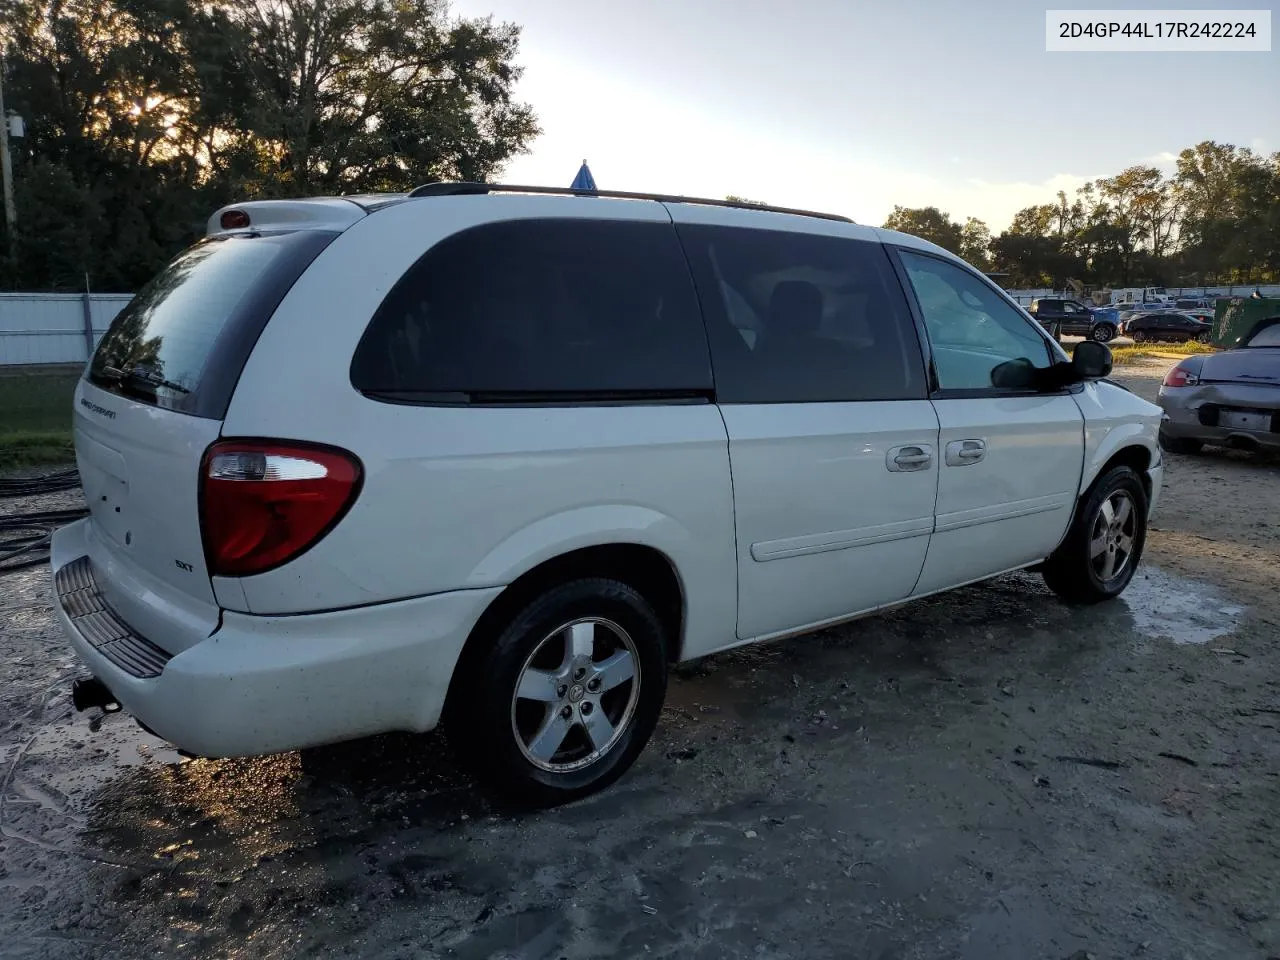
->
xmin=1 ymin=359 xmax=1277 ymax=960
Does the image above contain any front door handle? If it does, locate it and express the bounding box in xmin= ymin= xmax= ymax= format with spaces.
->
xmin=887 ymin=444 xmax=933 ymax=473
xmin=945 ymin=438 xmax=987 ymax=466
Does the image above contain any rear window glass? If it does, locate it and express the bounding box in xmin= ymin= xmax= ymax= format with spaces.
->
xmin=88 ymin=230 xmax=335 ymax=417
xmin=350 ymin=218 xmax=713 ymax=402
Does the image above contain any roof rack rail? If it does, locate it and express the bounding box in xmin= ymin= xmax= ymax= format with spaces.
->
xmin=405 ymin=181 xmax=854 ymax=224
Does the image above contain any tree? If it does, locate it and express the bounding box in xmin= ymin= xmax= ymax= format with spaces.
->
xmin=958 ymin=217 xmax=992 ymax=270
xmin=226 ymin=0 xmax=539 ymax=193
xmin=1008 ymin=204 xmax=1057 ymax=238
xmin=1095 ymin=166 xmax=1167 ymax=284
xmin=0 ymin=0 xmax=540 ymax=290
xmin=989 ymin=205 xmax=1077 ymax=287
xmin=989 ymin=231 xmax=1069 ymax=288
xmin=1174 ymin=142 xmax=1280 ymax=283
xmin=882 ymin=206 xmax=963 ymax=255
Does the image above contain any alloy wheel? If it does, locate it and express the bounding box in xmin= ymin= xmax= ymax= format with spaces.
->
xmin=510 ymin=618 xmax=641 ymax=773
xmin=1090 ymin=490 xmax=1137 ymax=583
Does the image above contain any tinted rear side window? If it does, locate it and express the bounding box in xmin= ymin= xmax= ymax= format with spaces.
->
xmin=88 ymin=230 xmax=336 ymax=418
xmin=676 ymin=224 xmax=927 ymax=403
xmin=350 ymin=219 xmax=712 ymax=402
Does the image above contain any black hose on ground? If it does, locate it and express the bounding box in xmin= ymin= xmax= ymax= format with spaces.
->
xmin=0 ymin=466 xmax=87 ymax=574
xmin=0 ymin=467 xmax=82 ymax=499
xmin=0 ymin=508 xmax=91 ymax=573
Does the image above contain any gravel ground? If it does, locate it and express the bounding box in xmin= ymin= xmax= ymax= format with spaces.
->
xmin=2 ymin=360 xmax=1278 ymax=960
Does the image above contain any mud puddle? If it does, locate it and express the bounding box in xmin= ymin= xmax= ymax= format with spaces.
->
xmin=1121 ymin=565 xmax=1245 ymax=645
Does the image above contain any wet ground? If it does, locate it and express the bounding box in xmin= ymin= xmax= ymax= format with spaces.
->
xmin=2 ymin=364 xmax=1278 ymax=960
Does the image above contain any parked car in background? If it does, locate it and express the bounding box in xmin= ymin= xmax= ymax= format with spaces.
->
xmin=1175 ymin=298 xmax=1211 ymax=311
xmin=1158 ymin=318 xmax=1280 ymax=455
xmin=1127 ymin=312 xmax=1213 ymax=344
xmin=50 ymin=185 xmax=1163 ymax=806
xmin=1028 ymin=297 xmax=1118 ymax=342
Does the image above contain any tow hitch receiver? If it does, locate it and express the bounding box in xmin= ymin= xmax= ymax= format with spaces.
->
xmin=71 ymin=677 xmax=120 ymax=713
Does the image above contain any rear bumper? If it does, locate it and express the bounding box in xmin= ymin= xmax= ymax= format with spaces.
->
xmin=1160 ymin=419 xmax=1280 ymax=451
xmin=1159 ymin=386 xmax=1280 ymax=451
xmin=52 ymin=519 xmax=501 ymax=757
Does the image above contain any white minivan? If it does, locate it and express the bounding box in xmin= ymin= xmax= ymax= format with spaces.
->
xmin=52 ymin=184 xmax=1163 ymax=806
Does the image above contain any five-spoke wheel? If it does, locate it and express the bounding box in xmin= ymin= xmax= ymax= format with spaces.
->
xmin=511 ymin=618 xmax=641 ymax=772
xmin=1043 ymin=464 xmax=1148 ymax=604
xmin=1089 ymin=490 xmax=1137 ymax=584
xmin=452 ymin=578 xmax=669 ymax=807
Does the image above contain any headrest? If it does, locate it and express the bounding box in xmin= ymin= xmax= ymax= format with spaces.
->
xmin=768 ymin=281 xmax=823 ymax=337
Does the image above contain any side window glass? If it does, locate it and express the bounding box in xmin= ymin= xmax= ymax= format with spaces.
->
xmin=899 ymin=250 xmax=1053 ymax=392
xmin=1062 ymin=302 xmax=1078 ymax=314
xmin=676 ymin=225 xmax=926 ymax=403
xmin=350 ymin=219 xmax=712 ymax=399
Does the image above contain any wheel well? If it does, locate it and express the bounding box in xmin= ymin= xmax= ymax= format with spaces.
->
xmin=1095 ymin=445 xmax=1152 ymax=498
xmin=443 ymin=544 xmax=685 ymax=722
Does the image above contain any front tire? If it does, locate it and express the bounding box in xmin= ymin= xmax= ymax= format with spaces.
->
xmin=1092 ymin=324 xmax=1117 ymax=343
xmin=1043 ymin=465 xmax=1148 ymax=605
xmin=1131 ymin=330 xmax=1147 ymax=343
xmin=452 ymin=579 xmax=669 ymax=808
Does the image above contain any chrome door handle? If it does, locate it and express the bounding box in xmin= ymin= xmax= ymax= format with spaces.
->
xmin=887 ymin=445 xmax=933 ymax=472
xmin=945 ymin=439 xmax=987 ymax=466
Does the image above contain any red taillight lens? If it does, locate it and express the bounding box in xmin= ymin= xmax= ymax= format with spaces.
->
xmin=200 ymin=441 xmax=362 ymax=577
xmin=1162 ymin=364 xmax=1199 ymax=388
xmin=220 ymin=209 xmax=251 ymax=230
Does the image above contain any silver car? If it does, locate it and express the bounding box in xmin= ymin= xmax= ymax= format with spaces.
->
xmin=1158 ymin=320 xmax=1280 ymax=454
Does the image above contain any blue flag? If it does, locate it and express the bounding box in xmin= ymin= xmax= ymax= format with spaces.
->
xmin=571 ymin=161 xmax=597 ymax=191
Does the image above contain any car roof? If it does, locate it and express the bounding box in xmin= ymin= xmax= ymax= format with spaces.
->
xmin=204 ymin=183 xmax=984 ymax=275
xmin=207 ymin=185 xmax=862 ymax=239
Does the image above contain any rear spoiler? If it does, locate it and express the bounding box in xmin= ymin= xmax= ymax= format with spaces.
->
xmin=206 ymin=196 xmax=405 ymax=237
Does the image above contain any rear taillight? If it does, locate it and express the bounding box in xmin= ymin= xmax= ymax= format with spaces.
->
xmin=200 ymin=441 xmax=362 ymax=577
xmin=1162 ymin=364 xmax=1199 ymax=388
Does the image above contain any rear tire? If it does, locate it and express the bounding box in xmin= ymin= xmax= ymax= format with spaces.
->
xmin=1092 ymin=324 xmax=1116 ymax=343
xmin=1043 ymin=465 xmax=1148 ymax=605
xmin=1159 ymin=431 xmax=1203 ymax=455
xmin=451 ymin=578 xmax=669 ymax=808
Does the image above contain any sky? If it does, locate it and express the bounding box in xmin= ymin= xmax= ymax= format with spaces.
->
xmin=447 ymin=0 xmax=1279 ymax=232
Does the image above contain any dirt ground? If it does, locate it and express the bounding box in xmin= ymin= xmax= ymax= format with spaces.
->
xmin=2 ymin=359 xmax=1277 ymax=960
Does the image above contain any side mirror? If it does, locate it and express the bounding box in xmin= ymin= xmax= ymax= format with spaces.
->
xmin=1072 ymin=340 xmax=1112 ymax=380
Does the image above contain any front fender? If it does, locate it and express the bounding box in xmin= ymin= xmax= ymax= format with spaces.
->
xmin=1081 ymin=421 xmax=1160 ymax=494
xmin=1073 ymin=379 xmax=1163 ymax=496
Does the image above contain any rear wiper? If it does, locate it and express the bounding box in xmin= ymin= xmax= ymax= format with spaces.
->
xmin=124 ymin=370 xmax=190 ymax=394
xmin=96 ymin=365 xmax=191 ymax=395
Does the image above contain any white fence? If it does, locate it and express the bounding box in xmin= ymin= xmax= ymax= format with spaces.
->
xmin=0 ymin=293 xmax=134 ymax=366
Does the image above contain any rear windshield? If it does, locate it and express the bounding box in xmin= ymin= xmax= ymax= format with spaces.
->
xmin=88 ymin=230 xmax=336 ymax=418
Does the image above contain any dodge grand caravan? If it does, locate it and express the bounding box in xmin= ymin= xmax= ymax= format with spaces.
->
xmin=52 ymin=183 xmax=1164 ymax=806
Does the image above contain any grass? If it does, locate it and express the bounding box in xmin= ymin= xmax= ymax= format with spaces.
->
xmin=1109 ymin=340 xmax=1217 ymax=367
xmin=0 ymin=365 xmax=81 ymax=471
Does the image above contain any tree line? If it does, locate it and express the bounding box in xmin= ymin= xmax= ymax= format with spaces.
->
xmin=0 ymin=0 xmax=538 ymax=291
xmin=1 ymin=0 xmax=1275 ymax=297
xmin=882 ymin=142 xmax=1280 ymax=290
